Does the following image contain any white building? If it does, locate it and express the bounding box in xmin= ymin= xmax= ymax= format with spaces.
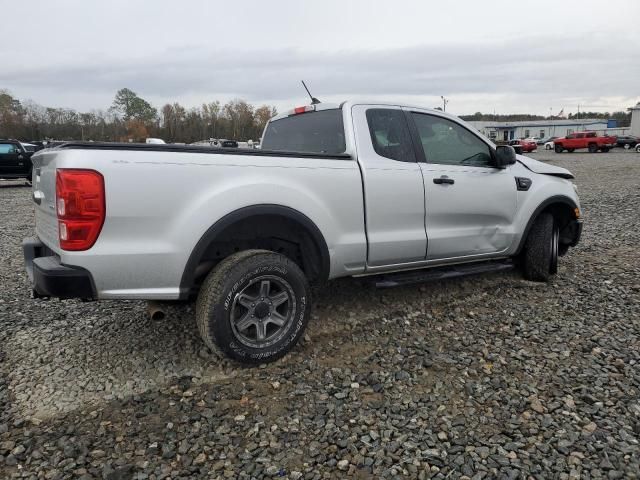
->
xmin=630 ymin=102 xmax=640 ymax=137
xmin=469 ymin=119 xmax=629 ymax=142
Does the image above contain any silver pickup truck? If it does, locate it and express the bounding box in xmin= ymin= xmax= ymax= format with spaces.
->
xmin=23 ymin=101 xmax=582 ymax=363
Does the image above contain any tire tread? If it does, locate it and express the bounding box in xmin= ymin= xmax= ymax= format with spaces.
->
xmin=522 ymin=213 xmax=554 ymax=282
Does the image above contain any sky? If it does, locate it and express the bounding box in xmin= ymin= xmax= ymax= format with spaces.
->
xmin=1 ymin=0 xmax=639 ymax=116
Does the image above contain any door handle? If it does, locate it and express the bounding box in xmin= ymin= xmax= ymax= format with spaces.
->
xmin=433 ymin=176 xmax=454 ymax=185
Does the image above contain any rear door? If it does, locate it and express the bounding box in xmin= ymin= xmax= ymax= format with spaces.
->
xmin=0 ymin=142 xmax=21 ymax=175
xmin=407 ymin=110 xmax=517 ymax=260
xmin=352 ymin=105 xmax=427 ymax=266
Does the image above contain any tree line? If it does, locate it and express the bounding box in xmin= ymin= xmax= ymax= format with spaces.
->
xmin=0 ymin=88 xmax=278 ymax=143
xmin=460 ymin=111 xmax=631 ymax=126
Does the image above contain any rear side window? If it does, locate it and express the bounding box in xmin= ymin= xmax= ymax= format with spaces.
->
xmin=261 ymin=109 xmax=346 ymax=154
xmin=365 ymin=108 xmax=415 ymax=162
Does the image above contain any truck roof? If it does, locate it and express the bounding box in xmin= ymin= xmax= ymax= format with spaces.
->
xmin=269 ymin=100 xmax=457 ymax=123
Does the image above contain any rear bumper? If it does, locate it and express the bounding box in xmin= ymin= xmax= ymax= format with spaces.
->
xmin=23 ymin=237 xmax=96 ymax=299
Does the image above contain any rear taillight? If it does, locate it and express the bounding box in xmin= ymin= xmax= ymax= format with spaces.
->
xmin=55 ymin=169 xmax=105 ymax=251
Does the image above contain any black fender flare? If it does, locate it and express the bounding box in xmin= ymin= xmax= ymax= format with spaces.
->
xmin=179 ymin=204 xmax=330 ymax=298
xmin=514 ymin=195 xmax=579 ymax=255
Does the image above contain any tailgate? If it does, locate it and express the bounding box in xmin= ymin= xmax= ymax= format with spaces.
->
xmin=31 ymin=150 xmax=60 ymax=251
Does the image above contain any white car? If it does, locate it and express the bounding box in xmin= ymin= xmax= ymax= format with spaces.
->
xmin=543 ymin=137 xmax=562 ymax=150
xmin=24 ymin=101 xmax=582 ymax=363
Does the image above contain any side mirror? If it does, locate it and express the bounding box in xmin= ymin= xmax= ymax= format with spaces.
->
xmin=494 ymin=145 xmax=517 ymax=168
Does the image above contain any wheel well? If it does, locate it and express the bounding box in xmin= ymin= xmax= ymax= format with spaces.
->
xmin=180 ymin=207 xmax=330 ymax=297
xmin=517 ymin=198 xmax=578 ymax=256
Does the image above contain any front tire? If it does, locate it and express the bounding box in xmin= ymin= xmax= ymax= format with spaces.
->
xmin=623 ymin=143 xmax=630 ymax=150
xmin=196 ymin=250 xmax=312 ymax=364
xmin=588 ymin=143 xmax=598 ymax=153
xmin=554 ymin=144 xmax=563 ymax=153
xmin=522 ymin=213 xmax=559 ymax=282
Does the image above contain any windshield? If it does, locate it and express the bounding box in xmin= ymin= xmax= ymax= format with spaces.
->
xmin=261 ymin=109 xmax=346 ymax=154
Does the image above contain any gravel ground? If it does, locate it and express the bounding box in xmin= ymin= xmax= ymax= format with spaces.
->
xmin=1 ymin=149 xmax=639 ymax=479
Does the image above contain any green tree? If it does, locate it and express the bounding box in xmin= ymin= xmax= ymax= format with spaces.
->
xmin=0 ymin=90 xmax=24 ymax=137
xmin=111 ymin=88 xmax=157 ymax=123
xmin=254 ymin=105 xmax=277 ymax=137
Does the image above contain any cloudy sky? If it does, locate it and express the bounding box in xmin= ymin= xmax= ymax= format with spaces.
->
xmin=2 ymin=0 xmax=639 ymax=116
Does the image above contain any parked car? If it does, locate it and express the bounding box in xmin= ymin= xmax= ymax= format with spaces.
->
xmin=615 ymin=135 xmax=639 ymax=149
xmin=0 ymin=139 xmax=33 ymax=182
xmin=27 ymin=141 xmax=46 ymax=152
xmin=553 ymin=132 xmax=617 ymax=153
xmin=540 ymin=137 xmax=559 ymax=148
xmin=21 ymin=142 xmax=38 ymax=153
xmin=23 ymin=101 xmax=582 ymax=364
xmin=509 ymin=138 xmax=537 ymax=153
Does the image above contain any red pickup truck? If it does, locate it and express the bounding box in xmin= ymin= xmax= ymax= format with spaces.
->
xmin=553 ymin=131 xmax=617 ymax=153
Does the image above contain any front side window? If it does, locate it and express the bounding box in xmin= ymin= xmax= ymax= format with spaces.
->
xmin=365 ymin=108 xmax=415 ymax=162
xmin=412 ymin=113 xmax=493 ymax=167
xmin=0 ymin=143 xmax=19 ymax=154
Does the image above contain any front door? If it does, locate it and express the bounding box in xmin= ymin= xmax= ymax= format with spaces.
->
xmin=352 ymin=105 xmax=427 ymax=267
xmin=0 ymin=143 xmax=22 ymax=175
xmin=407 ymin=111 xmax=517 ymax=260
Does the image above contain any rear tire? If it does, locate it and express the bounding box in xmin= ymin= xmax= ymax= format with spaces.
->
xmin=567 ymin=148 xmax=575 ymax=153
xmin=196 ymin=250 xmax=312 ymax=364
xmin=623 ymin=144 xmax=630 ymax=150
xmin=588 ymin=143 xmax=598 ymax=153
xmin=545 ymin=144 xmax=552 ymax=150
xmin=554 ymin=144 xmax=563 ymax=153
xmin=601 ymin=147 xmax=610 ymax=153
xmin=522 ymin=213 xmax=558 ymax=282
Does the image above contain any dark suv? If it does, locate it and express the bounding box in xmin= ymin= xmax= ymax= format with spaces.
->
xmin=0 ymin=140 xmax=33 ymax=183
xmin=615 ymin=135 xmax=639 ymax=149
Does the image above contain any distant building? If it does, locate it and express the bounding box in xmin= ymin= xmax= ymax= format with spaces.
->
xmin=469 ymin=118 xmax=629 ymax=142
xmin=630 ymin=102 xmax=640 ymax=137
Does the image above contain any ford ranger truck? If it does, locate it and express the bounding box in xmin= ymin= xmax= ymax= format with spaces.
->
xmin=553 ymin=131 xmax=617 ymax=153
xmin=23 ymin=102 xmax=582 ymax=364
